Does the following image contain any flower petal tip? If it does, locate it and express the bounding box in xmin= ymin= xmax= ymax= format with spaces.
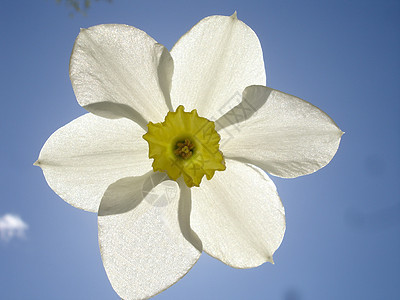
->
xmin=269 ymin=256 xmax=275 ymax=265
xmin=231 ymin=11 xmax=238 ymax=19
xmin=33 ymin=160 xmax=40 ymax=167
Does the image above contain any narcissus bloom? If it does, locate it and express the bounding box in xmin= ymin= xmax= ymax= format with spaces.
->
xmin=35 ymin=13 xmax=343 ymax=300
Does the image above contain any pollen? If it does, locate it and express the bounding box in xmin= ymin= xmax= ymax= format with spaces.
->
xmin=143 ymin=105 xmax=226 ymax=187
xmin=174 ymin=139 xmax=194 ymax=159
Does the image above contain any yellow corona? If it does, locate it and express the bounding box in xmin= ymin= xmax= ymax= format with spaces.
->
xmin=143 ymin=105 xmax=226 ymax=187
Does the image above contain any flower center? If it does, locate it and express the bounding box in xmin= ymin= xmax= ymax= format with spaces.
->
xmin=143 ymin=105 xmax=226 ymax=187
xmin=175 ymin=139 xmax=194 ymax=159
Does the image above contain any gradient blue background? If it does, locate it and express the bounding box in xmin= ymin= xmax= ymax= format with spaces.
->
xmin=1 ymin=0 xmax=399 ymax=299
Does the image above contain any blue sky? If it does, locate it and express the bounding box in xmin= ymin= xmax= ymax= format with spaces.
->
xmin=1 ymin=0 xmax=399 ymax=299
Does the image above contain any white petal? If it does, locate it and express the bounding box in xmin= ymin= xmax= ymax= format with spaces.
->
xmin=98 ymin=174 xmax=201 ymax=300
xmin=35 ymin=114 xmax=151 ymax=212
xmin=191 ymin=159 xmax=285 ymax=268
xmin=219 ymin=86 xmax=344 ymax=178
xmin=170 ymin=13 xmax=265 ymax=120
xmin=70 ymin=24 xmax=173 ymax=125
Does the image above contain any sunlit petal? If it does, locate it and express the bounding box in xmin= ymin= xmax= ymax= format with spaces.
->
xmin=191 ymin=159 xmax=285 ymax=268
xmin=35 ymin=114 xmax=151 ymax=212
xmin=220 ymin=86 xmax=343 ymax=178
xmin=98 ymin=174 xmax=201 ymax=299
xmin=171 ymin=13 xmax=265 ymax=121
xmin=70 ymin=24 xmax=173 ymax=124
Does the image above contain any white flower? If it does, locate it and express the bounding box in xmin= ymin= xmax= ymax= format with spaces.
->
xmin=35 ymin=13 xmax=343 ymax=300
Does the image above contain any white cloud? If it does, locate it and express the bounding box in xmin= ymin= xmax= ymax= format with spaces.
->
xmin=0 ymin=214 xmax=28 ymax=242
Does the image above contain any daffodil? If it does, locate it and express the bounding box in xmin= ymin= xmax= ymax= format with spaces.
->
xmin=35 ymin=13 xmax=343 ymax=300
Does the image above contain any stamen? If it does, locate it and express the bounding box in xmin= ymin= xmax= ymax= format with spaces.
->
xmin=174 ymin=139 xmax=194 ymax=159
